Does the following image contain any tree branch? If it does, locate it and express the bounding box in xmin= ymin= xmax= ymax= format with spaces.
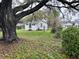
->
xmin=15 ymin=0 xmax=49 ymax=21
xmin=45 ymin=4 xmax=69 ymax=9
xmin=13 ymin=1 xmax=34 ymax=14
xmin=57 ymin=0 xmax=79 ymax=11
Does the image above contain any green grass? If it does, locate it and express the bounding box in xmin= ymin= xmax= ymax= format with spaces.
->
xmin=17 ymin=29 xmax=53 ymax=40
xmin=1 ymin=29 xmax=69 ymax=59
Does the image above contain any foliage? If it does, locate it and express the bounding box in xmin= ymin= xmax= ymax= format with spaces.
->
xmin=21 ymin=10 xmax=46 ymax=23
xmin=46 ymin=9 xmax=61 ymax=34
xmin=62 ymin=27 xmax=79 ymax=58
xmin=54 ymin=26 xmax=62 ymax=38
xmin=21 ymin=8 xmax=59 ymax=24
xmin=51 ymin=24 xmax=62 ymax=33
xmin=47 ymin=9 xmax=59 ymax=20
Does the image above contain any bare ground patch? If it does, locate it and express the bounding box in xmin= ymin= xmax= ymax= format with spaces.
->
xmin=0 ymin=39 xmax=23 ymax=59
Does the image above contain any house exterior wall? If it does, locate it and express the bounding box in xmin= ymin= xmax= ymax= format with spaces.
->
xmin=25 ymin=19 xmax=48 ymax=31
xmin=25 ymin=24 xmax=29 ymax=30
xmin=62 ymin=23 xmax=72 ymax=28
xmin=62 ymin=22 xmax=79 ymax=28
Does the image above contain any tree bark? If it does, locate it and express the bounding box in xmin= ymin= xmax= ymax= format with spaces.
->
xmin=1 ymin=24 xmax=17 ymax=42
xmin=0 ymin=0 xmax=17 ymax=42
xmin=1 ymin=11 xmax=17 ymax=42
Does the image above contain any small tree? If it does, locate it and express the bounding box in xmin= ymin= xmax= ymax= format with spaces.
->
xmin=46 ymin=9 xmax=61 ymax=33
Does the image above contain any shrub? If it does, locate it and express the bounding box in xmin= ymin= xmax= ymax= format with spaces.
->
xmin=54 ymin=31 xmax=62 ymax=38
xmin=54 ymin=26 xmax=62 ymax=38
xmin=62 ymin=27 xmax=79 ymax=58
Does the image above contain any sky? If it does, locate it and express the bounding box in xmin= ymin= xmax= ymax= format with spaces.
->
xmin=0 ymin=0 xmax=1 ymax=2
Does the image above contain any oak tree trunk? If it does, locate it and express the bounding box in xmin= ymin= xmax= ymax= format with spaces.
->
xmin=1 ymin=24 xmax=17 ymax=42
xmin=0 ymin=0 xmax=49 ymax=43
xmin=0 ymin=0 xmax=17 ymax=42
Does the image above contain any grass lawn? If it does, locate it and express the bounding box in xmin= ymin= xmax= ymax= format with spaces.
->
xmin=0 ymin=29 xmax=69 ymax=59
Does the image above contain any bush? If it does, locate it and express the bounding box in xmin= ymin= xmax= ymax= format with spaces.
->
xmin=54 ymin=31 xmax=62 ymax=38
xmin=62 ymin=27 xmax=79 ymax=58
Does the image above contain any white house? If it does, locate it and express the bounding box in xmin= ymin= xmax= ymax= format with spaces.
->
xmin=16 ymin=23 xmax=24 ymax=29
xmin=61 ymin=19 xmax=79 ymax=28
xmin=25 ymin=18 xmax=48 ymax=31
xmin=62 ymin=22 xmax=72 ymax=28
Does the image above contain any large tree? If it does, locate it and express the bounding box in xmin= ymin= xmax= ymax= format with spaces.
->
xmin=0 ymin=0 xmax=78 ymax=43
xmin=0 ymin=0 xmax=49 ymax=42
